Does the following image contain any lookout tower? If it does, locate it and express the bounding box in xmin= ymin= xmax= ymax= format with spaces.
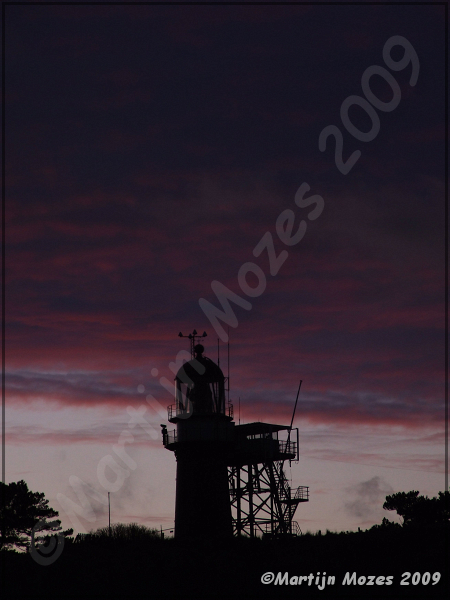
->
xmin=228 ymin=422 xmax=309 ymax=537
xmin=162 ymin=331 xmax=309 ymax=539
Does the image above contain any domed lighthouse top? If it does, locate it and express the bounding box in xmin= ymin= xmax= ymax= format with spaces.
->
xmin=170 ymin=344 xmax=229 ymax=421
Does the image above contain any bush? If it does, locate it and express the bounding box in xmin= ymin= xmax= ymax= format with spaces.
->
xmin=77 ymin=522 xmax=161 ymax=544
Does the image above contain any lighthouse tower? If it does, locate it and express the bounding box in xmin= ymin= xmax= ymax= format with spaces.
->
xmin=162 ymin=330 xmax=309 ymax=539
xmin=162 ymin=340 xmax=234 ymax=540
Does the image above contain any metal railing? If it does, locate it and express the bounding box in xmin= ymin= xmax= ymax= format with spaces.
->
xmin=259 ymin=520 xmax=302 ymax=537
xmin=291 ymin=521 xmax=302 ymax=536
xmin=168 ymin=404 xmax=192 ymax=420
xmin=278 ymin=439 xmax=297 ymax=456
xmin=168 ymin=400 xmax=233 ymax=421
xmin=163 ymin=429 xmax=177 ymax=447
xmin=227 ymin=400 xmax=233 ymax=419
xmin=294 ymin=486 xmax=309 ymax=501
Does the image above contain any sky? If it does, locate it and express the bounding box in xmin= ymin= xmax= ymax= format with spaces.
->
xmin=3 ymin=2 xmax=446 ymax=536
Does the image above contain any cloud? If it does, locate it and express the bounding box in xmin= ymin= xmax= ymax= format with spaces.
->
xmin=344 ymin=476 xmax=393 ymax=519
xmin=5 ymin=6 xmax=444 ymax=445
xmin=6 ymin=423 xmax=164 ymax=448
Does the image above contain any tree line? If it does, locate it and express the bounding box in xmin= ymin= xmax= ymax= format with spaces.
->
xmin=1 ymin=479 xmax=449 ymax=551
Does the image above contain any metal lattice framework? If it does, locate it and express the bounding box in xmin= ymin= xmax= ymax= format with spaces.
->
xmin=228 ymin=460 xmax=309 ymax=538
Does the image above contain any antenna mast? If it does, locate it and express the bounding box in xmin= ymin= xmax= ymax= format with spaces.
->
xmin=287 ymin=380 xmax=302 ymax=466
xmin=227 ymin=327 xmax=230 ymax=405
xmin=289 ymin=380 xmax=302 ymax=432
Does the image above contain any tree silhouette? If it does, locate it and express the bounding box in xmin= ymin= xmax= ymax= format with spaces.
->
xmin=382 ymin=489 xmax=450 ymax=528
xmin=0 ymin=480 xmax=73 ymax=551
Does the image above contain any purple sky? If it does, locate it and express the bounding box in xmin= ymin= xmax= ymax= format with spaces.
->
xmin=4 ymin=2 xmax=446 ymax=535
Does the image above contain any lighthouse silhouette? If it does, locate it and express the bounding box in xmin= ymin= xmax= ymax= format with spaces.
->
xmin=163 ymin=337 xmax=234 ymax=539
xmin=162 ymin=331 xmax=309 ymax=540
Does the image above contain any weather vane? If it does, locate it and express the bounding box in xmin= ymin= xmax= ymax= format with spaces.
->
xmin=178 ymin=329 xmax=207 ymax=358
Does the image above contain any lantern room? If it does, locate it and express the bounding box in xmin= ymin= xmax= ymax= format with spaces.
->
xmin=169 ymin=344 xmax=229 ymax=421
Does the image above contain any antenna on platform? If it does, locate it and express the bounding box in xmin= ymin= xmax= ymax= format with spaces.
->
xmin=287 ymin=380 xmax=302 ymax=466
xmin=178 ymin=329 xmax=207 ymax=359
xmin=227 ymin=327 xmax=230 ymax=405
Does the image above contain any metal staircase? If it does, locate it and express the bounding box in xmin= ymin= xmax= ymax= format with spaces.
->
xmin=228 ymin=458 xmax=309 ymax=538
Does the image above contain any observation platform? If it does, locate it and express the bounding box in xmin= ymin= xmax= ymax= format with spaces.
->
xmin=162 ymin=420 xmax=298 ymax=464
xmin=227 ymin=422 xmax=298 ymax=465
